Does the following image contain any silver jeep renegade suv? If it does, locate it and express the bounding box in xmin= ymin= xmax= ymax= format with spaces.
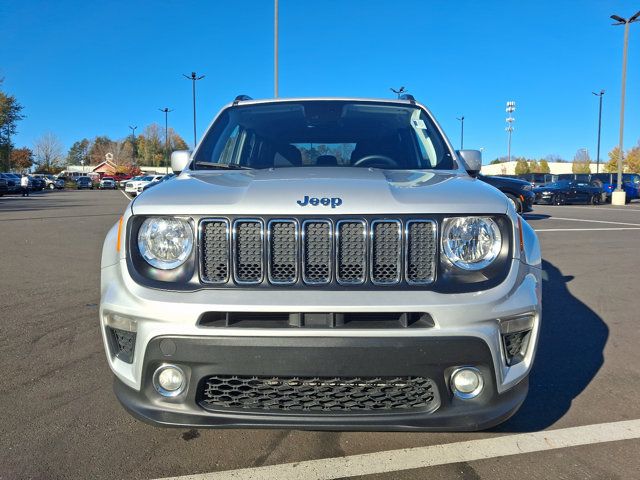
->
xmin=100 ymin=96 xmax=541 ymax=431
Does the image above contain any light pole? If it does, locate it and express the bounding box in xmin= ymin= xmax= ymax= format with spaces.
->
xmin=183 ymin=72 xmax=205 ymax=148
xmin=129 ymin=125 xmax=137 ymax=166
xmin=610 ymin=10 xmax=640 ymax=205
xmin=592 ymin=90 xmax=604 ymax=173
xmin=456 ymin=115 xmax=465 ymax=149
xmin=274 ymin=0 xmax=279 ymax=97
xmin=390 ymin=87 xmax=407 ymax=99
xmin=505 ymin=101 xmax=516 ymax=163
xmin=159 ymin=108 xmax=173 ymax=174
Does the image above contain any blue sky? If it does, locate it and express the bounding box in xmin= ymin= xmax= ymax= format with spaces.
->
xmin=1 ymin=0 xmax=639 ymax=164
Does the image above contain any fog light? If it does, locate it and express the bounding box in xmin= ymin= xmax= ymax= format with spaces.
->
xmin=451 ymin=367 xmax=484 ymax=399
xmin=153 ymin=365 xmax=185 ymax=397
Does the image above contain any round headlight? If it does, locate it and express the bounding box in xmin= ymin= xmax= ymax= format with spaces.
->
xmin=138 ymin=217 xmax=193 ymax=269
xmin=442 ymin=217 xmax=502 ymax=270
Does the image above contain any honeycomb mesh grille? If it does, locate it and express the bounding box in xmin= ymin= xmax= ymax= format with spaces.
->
xmin=503 ymin=330 xmax=531 ymax=365
xmin=202 ymin=221 xmax=229 ymax=283
xmin=372 ymin=221 xmax=401 ymax=284
xmin=234 ymin=221 xmax=263 ymax=283
xmin=407 ymin=221 xmax=436 ymax=284
xmin=108 ymin=327 xmax=136 ymax=364
xmin=337 ymin=221 xmax=366 ymax=284
xmin=269 ymin=221 xmax=297 ymax=284
xmin=198 ymin=375 xmax=438 ymax=412
xmin=303 ymin=221 xmax=331 ymax=283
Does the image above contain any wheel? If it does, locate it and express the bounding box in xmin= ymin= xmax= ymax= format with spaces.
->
xmin=590 ymin=194 xmax=600 ymax=205
xmin=553 ymin=193 xmax=565 ymax=205
xmin=506 ymin=193 xmax=522 ymax=213
xmin=49 ymin=184 xmax=55 ymax=190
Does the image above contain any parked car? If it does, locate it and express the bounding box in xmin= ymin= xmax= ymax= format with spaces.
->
xmin=477 ymin=174 xmax=535 ymax=213
xmin=0 ymin=177 xmax=8 ymax=196
xmin=99 ymin=177 xmax=117 ymax=190
xmin=120 ymin=175 xmax=141 ymax=189
xmin=34 ymin=174 xmax=64 ymax=190
xmin=512 ymin=173 xmax=554 ymax=188
xmin=589 ymin=173 xmax=640 ymax=203
xmin=76 ymin=176 xmax=94 ymax=190
xmin=0 ymin=173 xmax=19 ymax=193
xmin=100 ymin=95 xmax=542 ymax=431
xmin=533 ymin=180 xmax=603 ymax=205
xmin=141 ymin=173 xmax=175 ymax=192
xmin=29 ymin=175 xmax=47 ymax=192
xmin=125 ymin=175 xmax=163 ymax=196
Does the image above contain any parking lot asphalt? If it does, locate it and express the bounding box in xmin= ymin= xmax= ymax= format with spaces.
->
xmin=1 ymin=190 xmax=639 ymax=480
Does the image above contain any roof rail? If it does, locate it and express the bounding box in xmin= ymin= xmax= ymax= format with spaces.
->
xmin=233 ymin=95 xmax=253 ymax=105
xmin=399 ymin=94 xmax=416 ymax=103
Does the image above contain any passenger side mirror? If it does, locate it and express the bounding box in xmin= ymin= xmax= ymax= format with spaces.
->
xmin=457 ymin=150 xmax=482 ymax=177
xmin=171 ymin=150 xmax=192 ymax=175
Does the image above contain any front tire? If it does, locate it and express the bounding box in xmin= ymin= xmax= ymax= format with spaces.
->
xmin=506 ymin=193 xmax=522 ymax=213
xmin=590 ymin=194 xmax=600 ymax=205
xmin=553 ymin=193 xmax=565 ymax=205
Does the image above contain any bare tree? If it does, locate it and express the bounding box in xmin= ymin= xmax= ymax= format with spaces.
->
xmin=33 ymin=133 xmax=64 ymax=172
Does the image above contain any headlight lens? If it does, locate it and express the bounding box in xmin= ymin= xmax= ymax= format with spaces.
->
xmin=137 ymin=217 xmax=193 ymax=269
xmin=442 ymin=217 xmax=502 ymax=270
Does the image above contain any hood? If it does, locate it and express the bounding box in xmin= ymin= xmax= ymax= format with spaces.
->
xmin=131 ymin=167 xmax=509 ymax=215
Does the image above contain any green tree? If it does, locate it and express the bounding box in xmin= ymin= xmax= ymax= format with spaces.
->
xmin=66 ymin=139 xmax=90 ymax=166
xmin=514 ymin=158 xmax=530 ymax=175
xmin=572 ymin=149 xmax=591 ymax=174
xmin=89 ymin=135 xmax=113 ymax=165
xmin=0 ymin=79 xmax=25 ymax=171
xmin=539 ymin=159 xmax=551 ymax=173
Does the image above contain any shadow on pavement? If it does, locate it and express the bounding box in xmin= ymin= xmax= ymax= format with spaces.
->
xmin=497 ymin=259 xmax=608 ymax=432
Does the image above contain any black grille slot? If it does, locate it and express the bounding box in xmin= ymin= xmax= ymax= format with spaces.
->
xmin=198 ymin=375 xmax=438 ymax=413
xmin=337 ymin=221 xmax=366 ymax=284
xmin=234 ymin=220 xmax=263 ymax=283
xmin=371 ymin=221 xmax=401 ymax=284
xmin=107 ymin=327 xmax=136 ymax=363
xmin=502 ymin=330 xmax=531 ymax=366
xmin=302 ymin=221 xmax=331 ymax=284
xmin=268 ymin=221 xmax=297 ymax=284
xmin=406 ymin=220 xmax=436 ymax=284
xmin=201 ymin=220 xmax=230 ymax=283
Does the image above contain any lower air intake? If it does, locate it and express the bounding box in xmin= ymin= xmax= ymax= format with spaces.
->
xmin=107 ymin=327 xmax=136 ymax=364
xmin=198 ymin=375 xmax=439 ymax=412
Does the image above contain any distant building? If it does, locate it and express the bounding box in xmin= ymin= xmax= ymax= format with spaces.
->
xmin=481 ymin=161 xmax=603 ymax=176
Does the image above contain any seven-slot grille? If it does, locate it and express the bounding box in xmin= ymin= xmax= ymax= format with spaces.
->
xmin=200 ymin=218 xmax=436 ymax=287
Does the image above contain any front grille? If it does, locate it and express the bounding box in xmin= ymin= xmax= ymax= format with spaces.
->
xmin=198 ymin=375 xmax=438 ymax=413
xmin=200 ymin=217 xmax=437 ymax=287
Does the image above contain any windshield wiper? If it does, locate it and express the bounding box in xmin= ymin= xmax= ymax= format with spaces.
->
xmin=194 ymin=161 xmax=253 ymax=170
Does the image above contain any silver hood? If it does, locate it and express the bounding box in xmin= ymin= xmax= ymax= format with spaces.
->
xmin=130 ymin=167 xmax=508 ymax=215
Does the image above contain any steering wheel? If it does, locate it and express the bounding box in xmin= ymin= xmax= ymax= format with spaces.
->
xmin=353 ymin=155 xmax=397 ymax=168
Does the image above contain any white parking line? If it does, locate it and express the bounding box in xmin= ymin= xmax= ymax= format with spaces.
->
xmin=546 ymin=217 xmax=640 ymax=227
xmin=120 ymin=189 xmax=131 ymax=202
xmin=535 ymin=227 xmax=640 ymax=232
xmin=156 ymin=419 xmax=640 ymax=480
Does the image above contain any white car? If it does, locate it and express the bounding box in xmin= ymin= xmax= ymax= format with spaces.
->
xmin=99 ymin=177 xmax=116 ymax=190
xmin=124 ymin=175 xmax=162 ymax=196
xmin=100 ymin=95 xmax=542 ymax=431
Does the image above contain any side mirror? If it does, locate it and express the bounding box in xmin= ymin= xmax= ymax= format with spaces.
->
xmin=457 ymin=150 xmax=482 ymax=177
xmin=171 ymin=150 xmax=192 ymax=175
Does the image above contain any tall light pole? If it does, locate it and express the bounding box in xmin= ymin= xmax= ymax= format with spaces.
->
xmin=274 ymin=0 xmax=279 ymax=97
xmin=183 ymin=72 xmax=205 ymax=148
xmin=159 ymin=108 xmax=173 ymax=174
xmin=505 ymin=101 xmax=516 ymax=163
xmin=456 ymin=115 xmax=465 ymax=149
xmin=390 ymin=87 xmax=407 ymax=99
xmin=129 ymin=125 xmax=137 ymax=166
xmin=592 ymin=90 xmax=604 ymax=173
xmin=610 ymin=11 xmax=640 ymax=205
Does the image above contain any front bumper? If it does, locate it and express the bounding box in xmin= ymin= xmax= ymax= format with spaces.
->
xmin=114 ymin=335 xmax=529 ymax=431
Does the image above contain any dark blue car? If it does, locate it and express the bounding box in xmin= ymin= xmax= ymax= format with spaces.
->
xmin=588 ymin=173 xmax=640 ymax=203
xmin=534 ymin=180 xmax=603 ymax=205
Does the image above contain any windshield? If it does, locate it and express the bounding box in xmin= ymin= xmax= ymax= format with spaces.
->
xmin=546 ymin=181 xmax=570 ymax=188
xmin=623 ymin=174 xmax=640 ymax=184
xmin=193 ymin=101 xmax=455 ymax=170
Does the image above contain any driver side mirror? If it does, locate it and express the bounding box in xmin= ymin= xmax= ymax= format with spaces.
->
xmin=457 ymin=150 xmax=482 ymax=177
xmin=171 ymin=150 xmax=192 ymax=175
